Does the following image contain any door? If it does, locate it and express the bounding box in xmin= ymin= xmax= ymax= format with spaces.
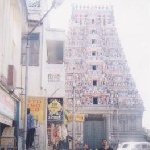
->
xmin=84 ymin=120 xmax=106 ymax=149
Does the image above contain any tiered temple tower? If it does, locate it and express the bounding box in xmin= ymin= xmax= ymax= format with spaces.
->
xmin=65 ymin=5 xmax=144 ymax=149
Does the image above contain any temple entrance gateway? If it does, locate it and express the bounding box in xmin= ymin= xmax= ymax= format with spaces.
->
xmin=83 ymin=115 xmax=106 ymax=149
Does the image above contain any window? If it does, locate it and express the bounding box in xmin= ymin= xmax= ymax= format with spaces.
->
xmin=21 ymin=33 xmax=40 ymax=66
xmin=134 ymin=144 xmax=141 ymax=149
xmin=47 ymin=40 xmax=64 ymax=64
xmin=93 ymin=80 xmax=97 ymax=86
xmin=103 ymin=18 xmax=106 ymax=26
xmin=93 ymin=97 xmax=98 ymax=104
xmin=92 ymin=39 xmax=96 ymax=44
xmin=142 ymin=144 xmax=147 ymax=148
xmin=92 ymin=30 xmax=96 ymax=34
xmin=92 ymin=51 xmax=96 ymax=56
xmin=92 ymin=19 xmax=94 ymax=24
xmin=122 ymin=144 xmax=129 ymax=148
xmin=92 ymin=65 xmax=97 ymax=70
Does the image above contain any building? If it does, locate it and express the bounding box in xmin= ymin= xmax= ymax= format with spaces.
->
xmin=65 ymin=5 xmax=144 ymax=149
xmin=0 ymin=0 xmax=27 ymax=149
xmin=21 ymin=1 xmax=66 ymax=149
xmin=43 ymin=28 xmax=66 ymax=150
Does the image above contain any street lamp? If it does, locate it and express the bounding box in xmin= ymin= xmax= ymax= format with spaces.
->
xmin=23 ymin=0 xmax=64 ymax=150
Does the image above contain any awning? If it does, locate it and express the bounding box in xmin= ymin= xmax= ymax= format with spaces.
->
xmin=0 ymin=113 xmax=13 ymax=126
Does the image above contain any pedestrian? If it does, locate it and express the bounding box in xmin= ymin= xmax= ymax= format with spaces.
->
xmin=99 ymin=139 xmax=113 ymax=150
xmin=26 ymin=108 xmax=35 ymax=149
xmin=83 ymin=143 xmax=89 ymax=150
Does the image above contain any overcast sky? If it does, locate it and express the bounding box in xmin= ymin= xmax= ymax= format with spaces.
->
xmin=49 ymin=0 xmax=150 ymax=128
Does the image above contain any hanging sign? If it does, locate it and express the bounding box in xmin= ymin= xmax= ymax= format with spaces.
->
xmin=47 ymin=98 xmax=63 ymax=123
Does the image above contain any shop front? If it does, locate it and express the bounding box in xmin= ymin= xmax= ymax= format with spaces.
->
xmin=0 ymin=88 xmax=19 ymax=149
xmin=24 ymin=96 xmax=45 ymax=150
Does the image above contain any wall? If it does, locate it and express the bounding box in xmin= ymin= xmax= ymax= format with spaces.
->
xmin=0 ymin=0 xmax=22 ymax=84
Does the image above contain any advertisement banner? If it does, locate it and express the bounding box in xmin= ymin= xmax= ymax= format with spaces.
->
xmin=27 ymin=97 xmax=45 ymax=124
xmin=47 ymin=98 xmax=63 ymax=123
xmin=47 ymin=124 xmax=61 ymax=146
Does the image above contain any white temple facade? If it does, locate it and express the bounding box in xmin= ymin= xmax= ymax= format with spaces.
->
xmin=65 ymin=5 xmax=144 ymax=149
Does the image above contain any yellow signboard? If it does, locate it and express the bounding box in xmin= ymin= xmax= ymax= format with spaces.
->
xmin=21 ymin=96 xmax=45 ymax=124
xmin=67 ymin=113 xmax=85 ymax=122
xmin=27 ymin=97 xmax=45 ymax=124
xmin=76 ymin=113 xmax=85 ymax=122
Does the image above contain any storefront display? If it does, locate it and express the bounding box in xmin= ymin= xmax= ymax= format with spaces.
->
xmin=0 ymin=88 xmax=19 ymax=149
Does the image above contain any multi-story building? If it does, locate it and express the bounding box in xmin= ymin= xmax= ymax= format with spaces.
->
xmin=65 ymin=5 xmax=144 ymax=149
xmin=0 ymin=0 xmax=66 ymax=149
xmin=0 ymin=0 xmax=27 ymax=149
xmin=21 ymin=1 xmax=66 ymax=149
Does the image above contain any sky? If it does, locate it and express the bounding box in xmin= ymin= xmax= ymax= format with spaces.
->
xmin=48 ymin=0 xmax=150 ymax=128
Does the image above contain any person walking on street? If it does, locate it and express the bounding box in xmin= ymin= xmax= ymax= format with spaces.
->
xmin=99 ymin=139 xmax=113 ymax=150
xmin=26 ymin=108 xmax=35 ymax=149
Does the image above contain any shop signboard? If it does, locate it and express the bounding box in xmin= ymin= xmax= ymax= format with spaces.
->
xmin=0 ymin=89 xmax=15 ymax=119
xmin=67 ymin=113 xmax=85 ymax=122
xmin=27 ymin=97 xmax=45 ymax=124
xmin=47 ymin=98 xmax=63 ymax=123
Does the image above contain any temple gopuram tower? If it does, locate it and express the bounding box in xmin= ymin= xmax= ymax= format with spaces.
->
xmin=64 ymin=5 xmax=144 ymax=149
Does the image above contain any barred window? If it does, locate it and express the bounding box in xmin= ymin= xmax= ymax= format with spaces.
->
xmin=21 ymin=33 xmax=40 ymax=66
xmin=93 ymin=80 xmax=97 ymax=86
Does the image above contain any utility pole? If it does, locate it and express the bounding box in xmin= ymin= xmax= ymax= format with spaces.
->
xmin=23 ymin=0 xmax=64 ymax=149
xmin=23 ymin=35 xmax=29 ymax=150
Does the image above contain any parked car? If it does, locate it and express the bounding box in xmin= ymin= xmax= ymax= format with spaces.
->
xmin=117 ymin=141 xmax=150 ymax=150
